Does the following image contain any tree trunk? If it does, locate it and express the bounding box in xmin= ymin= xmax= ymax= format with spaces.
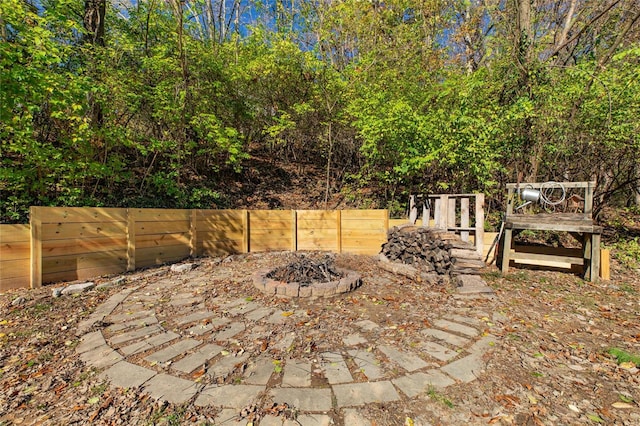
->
xmin=83 ymin=0 xmax=105 ymax=46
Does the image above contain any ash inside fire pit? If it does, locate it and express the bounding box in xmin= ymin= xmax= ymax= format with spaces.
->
xmin=253 ymin=253 xmax=362 ymax=298
xmin=266 ymin=253 xmax=342 ymax=287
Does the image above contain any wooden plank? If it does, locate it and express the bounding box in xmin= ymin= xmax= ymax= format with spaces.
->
xmin=506 ymin=181 xmax=593 ymax=189
xmin=501 ymin=228 xmax=512 ymax=274
xmin=42 ymin=250 xmax=127 ymax=274
xmin=135 ymin=221 xmax=190 ymax=235
xmin=136 ymin=246 xmax=190 ymax=267
xmin=249 ymin=220 xmax=293 ymax=230
xmin=36 ymin=207 xmax=128 ymax=224
xmin=460 ymin=198 xmax=470 ymax=242
xmin=0 ymin=241 xmax=30 ymax=261
xmin=475 ymin=193 xmax=485 ymax=256
xmin=514 ymin=245 xmax=582 ymax=257
xmin=127 ymin=208 xmax=136 ymax=272
xmin=249 ymin=210 xmax=293 ymax=220
xmin=250 ymin=229 xmax=294 ymax=238
xmin=0 ymin=259 xmax=31 ymax=279
xmin=297 ymin=229 xmax=338 ymax=239
xmin=296 ymin=210 xmax=338 ymax=220
xmin=135 ymin=233 xmax=190 ymax=249
xmin=341 ymin=229 xmax=387 ymax=238
xmin=0 ymin=224 xmax=31 ymax=241
xmin=0 ymin=276 xmax=30 ymax=290
xmin=296 ymin=218 xmax=339 ymax=229
xmin=196 ymin=220 xmax=244 ymax=232
xmin=42 ymin=263 xmax=127 ymax=284
xmin=439 ymin=195 xmax=448 ymax=229
xmin=389 ymin=219 xmax=409 ymax=228
xmin=512 ymin=252 xmax=584 ymax=265
xmin=341 ymin=221 xmax=386 ymax=230
xmin=42 ymin=237 xmax=127 ymax=257
xmin=590 ymin=233 xmax=600 ymax=282
xmin=198 ymin=209 xmax=246 ymax=221
xmin=600 ymin=248 xmax=610 ymax=280
xmin=340 ymin=210 xmax=387 ymax=220
xmin=130 ymin=208 xmax=191 ymax=221
xmin=249 ymin=241 xmax=292 ymax=252
xmin=198 ymin=229 xmax=245 ymax=240
xmin=42 ymin=221 xmax=127 ymax=240
xmin=200 ymin=239 xmax=243 ymax=254
xmin=30 ymin=206 xmax=42 ymax=288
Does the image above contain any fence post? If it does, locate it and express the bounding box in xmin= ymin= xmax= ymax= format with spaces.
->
xmin=242 ymin=210 xmax=249 ymax=253
xmin=337 ymin=210 xmax=342 ymax=253
xmin=127 ymin=208 xmax=136 ymax=272
xmin=29 ymin=207 xmax=42 ymax=288
xmin=460 ymin=198 xmax=470 ymax=242
xmin=291 ymin=210 xmax=297 ymax=252
xmin=475 ymin=194 xmax=485 ymax=255
xmin=190 ymin=210 xmax=198 ymax=258
xmin=447 ymin=197 xmax=456 ymax=229
xmin=438 ymin=195 xmax=449 ymax=229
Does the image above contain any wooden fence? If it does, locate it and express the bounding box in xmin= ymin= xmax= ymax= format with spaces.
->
xmin=0 ymin=207 xmax=388 ymax=290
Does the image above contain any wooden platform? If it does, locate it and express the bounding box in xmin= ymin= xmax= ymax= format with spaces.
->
xmin=500 ymin=182 xmax=602 ymax=282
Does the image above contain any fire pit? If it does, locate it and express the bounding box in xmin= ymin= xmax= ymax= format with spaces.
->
xmin=252 ymin=253 xmax=361 ymax=297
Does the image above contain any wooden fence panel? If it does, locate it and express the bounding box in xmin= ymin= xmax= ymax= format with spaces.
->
xmin=131 ymin=209 xmax=191 ymax=268
xmin=249 ymin=210 xmax=295 ymax=252
xmin=297 ymin=210 xmax=339 ymax=251
xmin=0 ymin=224 xmax=31 ymax=290
xmin=32 ymin=207 xmax=128 ymax=286
xmin=196 ymin=210 xmax=247 ymax=256
xmin=340 ymin=210 xmax=388 ymax=255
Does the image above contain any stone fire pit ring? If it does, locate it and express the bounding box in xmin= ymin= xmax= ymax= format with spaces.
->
xmin=252 ymin=267 xmax=361 ymax=298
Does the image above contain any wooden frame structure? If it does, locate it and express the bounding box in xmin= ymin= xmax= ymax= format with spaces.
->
xmin=500 ymin=181 xmax=602 ymax=281
xmin=408 ymin=193 xmax=485 ymax=256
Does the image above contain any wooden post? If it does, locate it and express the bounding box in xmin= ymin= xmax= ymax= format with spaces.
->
xmin=506 ymin=187 xmax=515 ymax=216
xmin=291 ymin=210 xmax=297 ymax=252
xmin=583 ymin=233 xmax=592 ymax=280
xmin=447 ymin=197 xmax=456 ymax=230
xmin=422 ymin=202 xmax=430 ymax=228
xmin=590 ymin=233 xmax=600 ymax=282
xmin=600 ymin=248 xmax=610 ymax=280
xmin=29 ymin=207 xmax=42 ymax=288
xmin=242 ymin=210 xmax=249 ymax=253
xmin=475 ymin=193 xmax=485 ymax=256
xmin=434 ymin=198 xmax=441 ymax=229
xmin=501 ymin=228 xmax=512 ymax=274
xmin=460 ymin=198 xmax=470 ymax=242
xmin=409 ymin=195 xmax=417 ymax=224
xmin=584 ymin=181 xmax=595 ymax=219
xmin=439 ymin=195 xmax=448 ymax=230
xmin=337 ymin=210 xmax=342 ymax=253
xmin=190 ymin=210 xmax=198 ymax=258
xmin=126 ymin=208 xmax=136 ymax=272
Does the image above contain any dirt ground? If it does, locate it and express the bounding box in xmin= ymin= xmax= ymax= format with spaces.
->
xmin=1 ymin=252 xmax=639 ymax=425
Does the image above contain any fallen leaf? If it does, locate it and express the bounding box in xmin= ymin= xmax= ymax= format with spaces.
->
xmin=611 ymin=402 xmax=634 ymax=409
xmin=586 ymin=413 xmax=605 ymax=423
xmin=281 ymin=311 xmax=294 ymax=317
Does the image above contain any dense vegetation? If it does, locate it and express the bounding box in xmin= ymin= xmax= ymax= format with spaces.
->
xmin=2 ymin=0 xmax=639 ymax=223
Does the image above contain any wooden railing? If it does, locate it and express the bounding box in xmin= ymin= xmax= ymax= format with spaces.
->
xmin=0 ymin=207 xmax=388 ymax=290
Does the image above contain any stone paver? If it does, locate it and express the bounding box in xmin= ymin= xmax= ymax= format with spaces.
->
xmin=171 ymin=343 xmax=223 ymax=373
xmin=143 ymin=373 xmax=200 ymax=404
xmin=378 ymin=345 xmax=428 ymax=372
xmin=440 ymin=352 xmax=484 ymax=383
xmin=269 ymin=388 xmax=332 ymax=411
xmin=392 ymin=370 xmax=455 ymax=398
xmin=109 ymin=324 xmax=163 ymax=345
xmin=354 ymin=319 xmax=379 ymax=331
xmin=343 ymin=409 xmax=372 ymax=426
xmin=348 ymin=349 xmax=384 ymax=380
xmin=421 ymin=340 xmax=459 ymax=362
xmin=333 ymin=381 xmax=400 ymax=407
xmin=212 ymin=321 xmax=245 ymax=341
xmin=120 ymin=331 xmax=180 ymax=356
xmin=282 ymin=360 xmax=311 ymax=387
xmin=433 ymin=319 xmax=479 ymax=337
xmin=107 ymin=309 xmax=155 ymax=323
xmin=207 ymin=353 xmax=250 ymax=380
xmin=320 ymin=352 xmax=353 ymax=384
xmin=144 ymin=338 xmax=201 ymax=364
xmin=244 ymin=356 xmax=275 ymax=385
xmin=421 ymin=328 xmax=470 ymax=347
xmin=342 ymin=333 xmax=367 ymax=346
xmin=80 ymin=345 xmax=123 ymax=369
xmin=106 ymin=315 xmax=158 ymax=333
xmin=194 ymin=384 xmax=265 ymax=408
xmin=244 ymin=306 xmax=274 ymax=321
xmin=186 ymin=317 xmax=231 ymax=336
xmin=76 ymin=330 xmax=106 ymax=354
xmin=174 ymin=310 xmax=216 ymax=326
xmin=99 ymin=361 xmax=156 ymax=388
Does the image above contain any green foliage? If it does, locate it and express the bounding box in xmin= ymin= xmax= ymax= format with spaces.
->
xmin=611 ymin=238 xmax=640 ymax=269
xmin=608 ymin=348 xmax=640 ymax=366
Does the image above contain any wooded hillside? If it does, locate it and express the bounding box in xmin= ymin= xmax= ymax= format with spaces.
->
xmin=2 ymin=0 xmax=639 ymax=223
